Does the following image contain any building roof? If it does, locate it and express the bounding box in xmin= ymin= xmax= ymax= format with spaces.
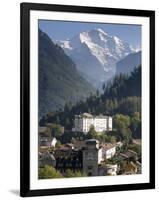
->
xmin=119 ymin=150 xmax=137 ymax=159
xmin=82 ymin=113 xmax=93 ymax=118
xmin=40 ymin=151 xmax=56 ymax=161
xmin=74 ymin=140 xmax=86 ymax=149
xmin=95 ymin=115 xmax=108 ymax=119
xmin=39 ymin=126 xmax=47 ymax=133
xmin=85 ymin=139 xmax=99 ymax=145
xmin=106 ymin=164 xmax=118 ymax=168
xmin=75 ymin=113 xmax=112 ymax=119
xmin=116 ymin=141 xmax=123 ymax=146
xmin=39 ymin=126 xmax=51 ymax=137
xmin=65 ymin=143 xmax=74 ymax=147
xmin=46 ymin=123 xmax=54 ymax=127
xmin=63 ymin=143 xmax=74 ymax=149
xmin=101 ymin=143 xmax=116 ymax=150
xmin=40 ymin=137 xmax=53 ymax=142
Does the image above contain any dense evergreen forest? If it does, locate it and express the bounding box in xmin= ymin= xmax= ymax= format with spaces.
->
xmin=40 ymin=65 xmax=141 ymax=140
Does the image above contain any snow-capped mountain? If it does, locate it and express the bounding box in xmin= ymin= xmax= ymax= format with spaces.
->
xmin=57 ymin=28 xmax=134 ymax=88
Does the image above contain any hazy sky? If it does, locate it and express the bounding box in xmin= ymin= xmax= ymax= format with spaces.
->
xmin=39 ymin=20 xmax=141 ymax=50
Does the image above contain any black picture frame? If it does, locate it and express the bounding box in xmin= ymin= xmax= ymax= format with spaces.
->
xmin=20 ymin=2 xmax=155 ymax=197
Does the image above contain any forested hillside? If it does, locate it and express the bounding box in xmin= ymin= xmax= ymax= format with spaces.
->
xmin=40 ymin=66 xmax=141 ymax=139
xmin=39 ymin=29 xmax=95 ymax=117
xmin=116 ymin=51 xmax=141 ymax=75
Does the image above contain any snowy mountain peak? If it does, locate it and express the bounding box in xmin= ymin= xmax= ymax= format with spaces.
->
xmin=114 ymin=36 xmax=122 ymax=44
xmin=76 ymin=28 xmax=110 ymax=45
xmin=58 ymin=40 xmax=73 ymax=49
xmin=88 ymin=28 xmax=108 ymax=36
xmin=56 ymin=28 xmax=135 ymax=88
xmin=96 ymin=28 xmax=108 ymax=35
xmin=79 ymin=32 xmax=90 ymax=43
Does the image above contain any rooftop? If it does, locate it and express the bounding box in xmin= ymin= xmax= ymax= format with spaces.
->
xmin=82 ymin=113 xmax=93 ymax=118
xmin=39 ymin=126 xmax=51 ymax=137
xmin=39 ymin=126 xmax=47 ymax=133
xmin=100 ymin=143 xmax=116 ymax=150
xmin=85 ymin=139 xmax=99 ymax=145
xmin=119 ymin=150 xmax=137 ymax=159
xmin=75 ymin=113 xmax=111 ymax=119
xmin=39 ymin=151 xmax=56 ymax=161
xmin=39 ymin=137 xmax=54 ymax=142
xmin=74 ymin=140 xmax=86 ymax=149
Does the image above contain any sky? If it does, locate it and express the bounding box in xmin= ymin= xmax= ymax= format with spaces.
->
xmin=39 ymin=20 xmax=141 ymax=50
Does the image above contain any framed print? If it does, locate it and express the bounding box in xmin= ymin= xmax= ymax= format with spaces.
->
xmin=20 ymin=2 xmax=155 ymax=197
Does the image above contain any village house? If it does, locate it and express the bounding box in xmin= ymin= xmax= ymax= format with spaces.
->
xmin=106 ymin=164 xmax=118 ymax=175
xmin=82 ymin=139 xmax=117 ymax=176
xmin=73 ymin=140 xmax=86 ymax=150
xmin=119 ymin=150 xmax=138 ymax=161
xmin=46 ymin=123 xmax=65 ymax=134
xmin=64 ymin=143 xmax=74 ymax=150
xmin=116 ymin=141 xmax=123 ymax=148
xmin=39 ymin=138 xmax=122 ymax=176
xmin=39 ymin=125 xmax=58 ymax=148
xmin=38 ymin=151 xmax=56 ymax=167
xmin=71 ymin=139 xmax=117 ymax=164
xmin=72 ymin=113 xmax=112 ymax=133
xmin=98 ymin=164 xmax=118 ymax=176
xmin=101 ymin=143 xmax=116 ymax=159
xmin=54 ymin=148 xmax=83 ymax=172
xmin=39 ymin=137 xmax=57 ymax=147
xmin=39 ymin=126 xmax=51 ymax=137
xmin=82 ymin=139 xmax=99 ymax=176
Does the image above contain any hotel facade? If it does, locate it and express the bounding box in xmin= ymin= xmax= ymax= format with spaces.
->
xmin=73 ymin=113 xmax=112 ymax=133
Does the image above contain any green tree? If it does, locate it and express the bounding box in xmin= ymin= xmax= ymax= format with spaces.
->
xmin=50 ymin=123 xmax=63 ymax=138
xmin=102 ymin=83 xmax=105 ymax=91
xmin=64 ymin=169 xmax=86 ymax=178
xmin=74 ymin=170 xmax=87 ymax=177
xmin=64 ymin=169 xmax=75 ymax=177
xmin=121 ymin=127 xmax=132 ymax=149
xmin=118 ymin=97 xmax=141 ymax=115
xmin=55 ymin=140 xmax=62 ymax=148
xmin=56 ymin=116 xmax=60 ymax=124
xmin=97 ymin=134 xmax=108 ymax=143
xmin=114 ymin=114 xmax=131 ymax=129
xmin=109 ymin=135 xmax=117 ymax=144
xmin=114 ymin=114 xmax=132 ymax=146
xmin=130 ymin=112 xmax=141 ymax=138
xmin=87 ymin=125 xmax=97 ymax=139
xmin=128 ymin=143 xmax=141 ymax=157
xmin=65 ymin=118 xmax=70 ymax=128
xmin=64 ymin=103 xmax=70 ymax=113
xmin=39 ymin=165 xmax=63 ymax=179
xmin=96 ymin=89 xmax=100 ymax=97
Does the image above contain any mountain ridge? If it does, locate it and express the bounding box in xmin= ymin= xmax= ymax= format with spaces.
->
xmin=39 ymin=29 xmax=95 ymax=118
xmin=57 ymin=28 xmax=135 ymax=88
xmin=116 ymin=51 xmax=141 ymax=75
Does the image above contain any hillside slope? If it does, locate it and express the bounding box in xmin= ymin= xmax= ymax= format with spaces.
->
xmin=116 ymin=51 xmax=141 ymax=75
xmin=40 ymin=66 xmax=141 ymax=130
xmin=39 ymin=29 xmax=95 ymax=118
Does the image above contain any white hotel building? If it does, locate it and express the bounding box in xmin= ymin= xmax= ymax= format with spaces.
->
xmin=72 ymin=113 xmax=112 ymax=133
